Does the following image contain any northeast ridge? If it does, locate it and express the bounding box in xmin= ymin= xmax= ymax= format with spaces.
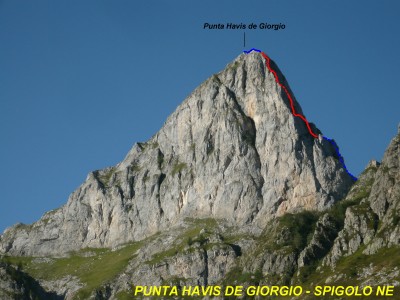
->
xmin=243 ymin=48 xmax=357 ymax=180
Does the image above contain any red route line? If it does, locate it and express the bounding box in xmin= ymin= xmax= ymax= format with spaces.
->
xmin=260 ymin=52 xmax=318 ymax=138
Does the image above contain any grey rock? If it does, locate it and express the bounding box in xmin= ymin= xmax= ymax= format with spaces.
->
xmin=0 ymin=52 xmax=353 ymax=257
xmin=261 ymin=251 xmax=297 ymax=277
xmin=297 ymin=213 xmax=338 ymax=268
xmin=0 ymin=261 xmax=60 ymax=299
xmin=39 ymin=276 xmax=82 ymax=300
xmin=1 ymin=50 xmax=399 ymax=298
xmin=0 ymin=264 xmax=24 ymax=300
xmin=323 ymin=131 xmax=400 ymax=266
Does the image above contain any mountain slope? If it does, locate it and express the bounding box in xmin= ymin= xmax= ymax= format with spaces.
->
xmin=0 ymin=52 xmax=353 ymax=257
xmin=1 ymin=126 xmax=398 ymax=299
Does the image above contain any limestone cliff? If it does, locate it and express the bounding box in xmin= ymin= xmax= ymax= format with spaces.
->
xmin=0 ymin=52 xmax=353 ymax=257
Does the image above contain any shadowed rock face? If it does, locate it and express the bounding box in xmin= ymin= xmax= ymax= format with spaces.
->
xmin=0 ymin=261 xmax=61 ymax=300
xmin=322 ymin=129 xmax=400 ymax=267
xmin=0 ymin=52 xmax=353 ymax=256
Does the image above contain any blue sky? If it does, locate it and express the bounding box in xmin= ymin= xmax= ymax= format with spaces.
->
xmin=1 ymin=0 xmax=399 ymax=233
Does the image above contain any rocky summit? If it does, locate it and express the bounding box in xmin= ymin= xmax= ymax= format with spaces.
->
xmin=1 ymin=52 xmax=398 ymax=300
xmin=0 ymin=52 xmax=352 ymax=257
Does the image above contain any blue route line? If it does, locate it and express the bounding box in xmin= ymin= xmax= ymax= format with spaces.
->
xmin=323 ymin=136 xmax=358 ymax=181
xmin=243 ymin=48 xmax=358 ymax=181
xmin=243 ymin=48 xmax=261 ymax=54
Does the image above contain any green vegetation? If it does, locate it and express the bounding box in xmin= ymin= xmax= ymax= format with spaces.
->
xmin=231 ymin=61 xmax=240 ymax=70
xmin=325 ymin=174 xmax=375 ymax=230
xmin=0 ymin=260 xmax=51 ymax=299
xmin=145 ymin=218 xmax=218 ymax=265
xmin=161 ymin=275 xmax=187 ymax=286
xmin=137 ymin=142 xmax=147 ymax=151
xmin=97 ymin=167 xmax=116 ymax=187
xmin=392 ymin=212 xmax=400 ymax=226
xmin=171 ymin=162 xmax=187 ymax=176
xmin=138 ymin=140 xmax=159 ymax=151
xmin=187 ymin=233 xmax=209 ymax=247
xmin=297 ymin=246 xmax=400 ymax=299
xmin=41 ymin=218 xmax=51 ymax=225
xmin=115 ymin=289 xmax=133 ymax=300
xmin=211 ymin=74 xmax=221 ymax=84
xmin=130 ymin=162 xmax=141 ymax=172
xmin=353 ymin=179 xmax=374 ymax=201
xmin=14 ymin=223 xmax=32 ymax=231
xmin=185 ymin=217 xmax=218 ymax=229
xmin=145 ymin=247 xmax=179 ymax=265
xmin=143 ymin=174 xmax=150 ymax=182
xmin=363 ymin=164 xmax=378 ymax=174
xmin=257 ymin=211 xmax=319 ymax=254
xmin=2 ymin=242 xmax=143 ymax=299
xmin=279 ymin=211 xmax=319 ymax=250
xmin=353 ymin=203 xmax=379 ymax=230
xmin=222 ymin=266 xmax=264 ymax=286
xmin=137 ymin=141 xmax=158 ymax=151
xmin=326 ymin=198 xmax=359 ymax=229
xmin=219 ymin=212 xmax=321 ymax=287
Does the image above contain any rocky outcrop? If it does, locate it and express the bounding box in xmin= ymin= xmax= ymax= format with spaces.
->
xmin=1 ymin=49 xmax=399 ymax=299
xmin=0 ymin=260 xmax=60 ymax=300
xmin=0 ymin=52 xmax=353 ymax=257
xmin=297 ymin=213 xmax=339 ymax=268
xmin=323 ymin=129 xmax=400 ymax=267
xmin=321 ymin=165 xmax=379 ymax=267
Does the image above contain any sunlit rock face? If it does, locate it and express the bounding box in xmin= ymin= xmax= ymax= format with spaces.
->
xmin=0 ymin=52 xmax=353 ymax=256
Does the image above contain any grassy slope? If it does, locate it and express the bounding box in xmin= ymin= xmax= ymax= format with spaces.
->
xmin=2 ymin=166 xmax=399 ymax=299
xmin=0 ymin=218 xmax=222 ymax=299
xmin=2 ymin=242 xmax=142 ymax=299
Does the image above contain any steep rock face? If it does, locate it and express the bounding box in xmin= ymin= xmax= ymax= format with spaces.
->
xmin=0 ymin=261 xmax=59 ymax=300
xmin=101 ymin=129 xmax=398 ymax=299
xmin=368 ymin=131 xmax=400 ymax=250
xmin=297 ymin=213 xmax=339 ymax=269
xmin=323 ymin=130 xmax=400 ymax=267
xmin=2 ymin=130 xmax=398 ymax=298
xmin=0 ymin=52 xmax=353 ymax=256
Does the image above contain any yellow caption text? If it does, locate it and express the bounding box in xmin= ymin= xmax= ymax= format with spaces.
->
xmin=133 ymin=285 xmax=395 ymax=297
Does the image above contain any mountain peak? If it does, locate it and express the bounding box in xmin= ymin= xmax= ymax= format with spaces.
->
xmin=1 ymin=51 xmax=354 ymax=256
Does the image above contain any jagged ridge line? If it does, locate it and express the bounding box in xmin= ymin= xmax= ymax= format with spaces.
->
xmin=323 ymin=136 xmax=358 ymax=181
xmin=243 ymin=48 xmax=357 ymax=180
xmin=243 ymin=48 xmax=261 ymax=54
xmin=260 ymin=52 xmax=318 ymax=138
